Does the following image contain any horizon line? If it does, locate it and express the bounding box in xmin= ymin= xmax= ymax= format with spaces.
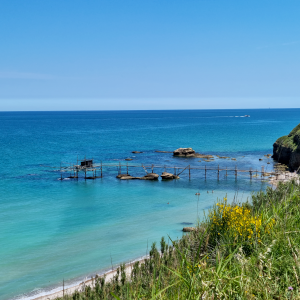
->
xmin=1 ymin=107 xmax=300 ymax=112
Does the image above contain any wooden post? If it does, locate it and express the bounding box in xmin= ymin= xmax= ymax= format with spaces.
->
xmin=250 ymin=169 xmax=252 ymax=180
xmin=189 ymin=165 xmax=191 ymax=179
xmin=127 ymin=162 xmax=129 ymax=175
xmin=85 ymin=168 xmax=86 ymax=180
xmin=205 ymin=165 xmax=207 ymax=180
xmin=261 ymin=166 xmax=264 ymax=178
xmin=119 ymin=162 xmax=121 ymax=174
xmin=235 ymin=165 xmax=237 ymax=180
xmin=174 ymin=166 xmax=176 ymax=175
xmin=226 ymin=166 xmax=227 ymax=177
xmin=101 ymin=161 xmax=103 ymax=178
xmin=217 ymin=165 xmax=220 ymax=180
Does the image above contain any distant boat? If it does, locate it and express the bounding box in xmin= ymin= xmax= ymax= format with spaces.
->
xmin=244 ymin=115 xmax=250 ymax=117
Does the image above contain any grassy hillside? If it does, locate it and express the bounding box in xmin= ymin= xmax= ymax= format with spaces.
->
xmin=59 ymin=180 xmax=300 ymax=299
xmin=275 ymin=124 xmax=300 ymax=151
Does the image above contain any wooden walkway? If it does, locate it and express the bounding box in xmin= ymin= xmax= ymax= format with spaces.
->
xmin=59 ymin=162 xmax=281 ymax=181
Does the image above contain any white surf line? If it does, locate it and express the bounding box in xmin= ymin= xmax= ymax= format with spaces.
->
xmin=18 ymin=255 xmax=149 ymax=300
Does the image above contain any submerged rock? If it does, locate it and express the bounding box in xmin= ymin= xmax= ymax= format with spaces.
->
xmin=161 ymin=172 xmax=180 ymax=180
xmin=125 ymin=158 xmax=133 ymax=161
xmin=132 ymin=151 xmax=143 ymax=154
xmin=116 ymin=174 xmax=139 ymax=180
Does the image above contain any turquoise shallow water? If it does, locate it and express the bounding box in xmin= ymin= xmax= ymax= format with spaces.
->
xmin=0 ymin=109 xmax=299 ymax=299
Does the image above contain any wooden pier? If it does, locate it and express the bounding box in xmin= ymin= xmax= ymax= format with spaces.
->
xmin=58 ymin=159 xmax=285 ymax=181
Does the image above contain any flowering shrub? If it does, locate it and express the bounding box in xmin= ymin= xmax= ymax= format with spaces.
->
xmin=209 ymin=198 xmax=275 ymax=242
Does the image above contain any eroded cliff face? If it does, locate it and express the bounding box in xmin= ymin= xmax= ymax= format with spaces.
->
xmin=272 ymin=124 xmax=300 ymax=170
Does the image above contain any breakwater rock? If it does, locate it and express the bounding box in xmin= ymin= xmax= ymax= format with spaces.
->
xmin=161 ymin=172 xmax=180 ymax=180
xmin=173 ymin=148 xmax=214 ymax=159
xmin=272 ymin=124 xmax=300 ymax=170
xmin=116 ymin=173 xmax=159 ymax=180
xmin=173 ymin=147 xmax=196 ymax=157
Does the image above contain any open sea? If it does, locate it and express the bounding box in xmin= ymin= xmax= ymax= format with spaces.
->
xmin=0 ymin=108 xmax=299 ymax=300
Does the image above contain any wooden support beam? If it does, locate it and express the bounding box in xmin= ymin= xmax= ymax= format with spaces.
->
xmin=218 ymin=165 xmax=220 ymax=180
xmin=189 ymin=165 xmax=191 ymax=179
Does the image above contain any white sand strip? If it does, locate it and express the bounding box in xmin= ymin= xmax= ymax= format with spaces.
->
xmin=31 ymin=257 xmax=147 ymax=300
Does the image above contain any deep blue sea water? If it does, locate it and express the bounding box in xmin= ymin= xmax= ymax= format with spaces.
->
xmin=0 ymin=109 xmax=299 ymax=300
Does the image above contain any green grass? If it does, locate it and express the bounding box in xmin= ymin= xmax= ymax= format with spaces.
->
xmin=275 ymin=123 xmax=300 ymax=152
xmin=58 ymin=180 xmax=300 ymax=299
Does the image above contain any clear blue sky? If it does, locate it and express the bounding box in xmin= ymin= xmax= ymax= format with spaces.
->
xmin=0 ymin=0 xmax=299 ymax=110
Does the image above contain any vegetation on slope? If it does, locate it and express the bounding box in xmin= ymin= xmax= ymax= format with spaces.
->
xmin=274 ymin=124 xmax=300 ymax=152
xmin=59 ymin=181 xmax=300 ymax=299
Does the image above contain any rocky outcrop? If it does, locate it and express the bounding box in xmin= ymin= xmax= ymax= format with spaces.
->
xmin=173 ymin=148 xmax=214 ymax=159
xmin=182 ymin=227 xmax=195 ymax=232
xmin=173 ymin=148 xmax=195 ymax=157
xmin=161 ymin=172 xmax=180 ymax=180
xmin=272 ymin=124 xmax=300 ymax=171
xmin=140 ymin=173 xmax=159 ymax=180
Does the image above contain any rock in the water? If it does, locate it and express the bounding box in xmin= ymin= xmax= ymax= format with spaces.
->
xmin=117 ymin=174 xmax=129 ymax=178
xmin=273 ymin=123 xmax=300 ymax=170
xmin=140 ymin=173 xmax=159 ymax=180
xmin=182 ymin=227 xmax=195 ymax=232
xmin=173 ymin=148 xmax=214 ymax=159
xmin=132 ymin=151 xmax=143 ymax=154
xmin=125 ymin=158 xmax=133 ymax=161
xmin=161 ymin=172 xmax=180 ymax=180
xmin=116 ymin=174 xmax=139 ymax=180
xmin=173 ymin=148 xmax=196 ymax=157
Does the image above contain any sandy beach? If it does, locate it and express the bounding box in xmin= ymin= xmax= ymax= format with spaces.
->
xmin=32 ymin=257 xmax=147 ymax=300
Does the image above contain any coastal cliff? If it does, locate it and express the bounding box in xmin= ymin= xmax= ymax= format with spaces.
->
xmin=273 ymin=123 xmax=300 ymax=170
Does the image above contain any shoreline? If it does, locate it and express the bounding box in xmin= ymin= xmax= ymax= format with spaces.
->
xmin=26 ymin=256 xmax=148 ymax=300
xmin=268 ymin=170 xmax=300 ymax=187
